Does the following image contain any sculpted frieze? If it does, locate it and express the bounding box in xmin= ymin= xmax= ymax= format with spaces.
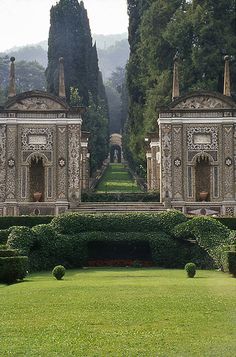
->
xmin=8 ymin=97 xmax=66 ymax=111
xmin=21 ymin=128 xmax=53 ymax=151
xmin=174 ymin=95 xmax=232 ymax=110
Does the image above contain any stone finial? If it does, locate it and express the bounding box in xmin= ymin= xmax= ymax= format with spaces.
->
xmin=172 ymin=53 xmax=180 ymax=101
xmin=223 ymin=55 xmax=231 ymax=97
xmin=8 ymin=57 xmax=16 ymax=98
xmin=59 ymin=57 xmax=66 ymax=98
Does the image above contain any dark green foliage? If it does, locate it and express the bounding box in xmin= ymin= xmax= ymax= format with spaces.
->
xmin=0 ymin=256 xmax=28 ymax=284
xmin=0 ymin=56 xmax=46 ymax=105
xmin=0 ymin=228 xmax=12 ymax=244
xmin=0 ymin=249 xmax=18 ymax=257
xmin=0 ymin=216 xmax=53 ymax=230
xmin=185 ymin=263 xmax=197 ymax=278
xmin=7 ymin=227 xmax=36 ymax=255
xmin=5 ymin=211 xmax=227 ymax=271
xmin=174 ymin=216 xmax=232 ymax=266
xmin=216 ymin=218 xmax=236 ymax=230
xmin=222 ymin=249 xmax=236 ymax=277
xmin=82 ymin=192 xmax=160 ymax=202
xmin=46 ymin=0 xmax=109 ymax=172
xmin=52 ymin=265 xmax=66 ymax=280
xmin=125 ymin=0 xmax=236 ymax=170
xmin=51 ymin=211 xmax=187 ymax=236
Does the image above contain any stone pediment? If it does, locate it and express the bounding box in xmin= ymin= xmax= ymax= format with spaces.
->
xmin=171 ymin=92 xmax=236 ymax=110
xmin=5 ymin=91 xmax=68 ymax=111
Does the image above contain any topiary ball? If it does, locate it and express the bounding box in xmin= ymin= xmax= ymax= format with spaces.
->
xmin=185 ymin=262 xmax=196 ymax=278
xmin=52 ymin=265 xmax=66 ymax=280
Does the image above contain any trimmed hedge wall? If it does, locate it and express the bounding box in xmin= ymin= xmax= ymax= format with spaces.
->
xmin=6 ymin=211 xmax=217 ymax=271
xmin=0 ymin=216 xmax=53 ymax=230
xmin=51 ymin=211 xmax=187 ymax=236
xmin=0 ymin=256 xmax=28 ymax=284
xmin=82 ymin=192 xmax=160 ymax=202
xmin=7 ymin=230 xmax=213 ymax=271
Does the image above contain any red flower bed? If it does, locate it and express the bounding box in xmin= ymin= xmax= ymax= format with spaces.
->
xmin=87 ymin=259 xmax=154 ymax=267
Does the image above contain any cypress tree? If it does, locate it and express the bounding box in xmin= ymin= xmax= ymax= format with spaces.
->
xmin=125 ymin=0 xmax=236 ymax=172
xmin=46 ymin=0 xmax=109 ymax=172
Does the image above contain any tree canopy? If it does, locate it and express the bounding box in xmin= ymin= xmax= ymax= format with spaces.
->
xmin=125 ymin=0 xmax=236 ymax=173
xmin=46 ymin=0 xmax=109 ymax=172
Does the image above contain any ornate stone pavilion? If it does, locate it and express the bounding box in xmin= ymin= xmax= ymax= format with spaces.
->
xmin=0 ymin=57 xmax=90 ymax=216
xmin=147 ymin=56 xmax=236 ymax=216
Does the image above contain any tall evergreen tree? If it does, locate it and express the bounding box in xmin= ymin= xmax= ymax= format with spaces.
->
xmin=125 ymin=0 xmax=236 ymax=173
xmin=46 ymin=0 xmax=109 ymax=172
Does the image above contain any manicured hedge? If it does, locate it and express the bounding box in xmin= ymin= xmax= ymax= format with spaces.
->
xmin=216 ymin=218 xmax=236 ymax=230
xmin=7 ymin=229 xmax=213 ymax=271
xmin=222 ymin=248 xmax=236 ymax=277
xmin=51 ymin=211 xmax=187 ymax=236
xmin=6 ymin=211 xmax=230 ymax=271
xmin=0 ymin=256 xmax=28 ymax=284
xmin=82 ymin=192 xmax=160 ymax=202
xmin=0 ymin=216 xmax=53 ymax=230
xmin=174 ymin=216 xmax=232 ymax=267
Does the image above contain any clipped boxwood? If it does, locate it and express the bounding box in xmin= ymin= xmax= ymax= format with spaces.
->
xmin=52 ymin=265 xmax=66 ymax=280
xmin=185 ymin=262 xmax=197 ymax=278
xmin=0 ymin=216 xmax=53 ymax=230
xmin=0 ymin=256 xmax=28 ymax=284
xmin=7 ymin=226 xmax=36 ymax=255
xmin=222 ymin=251 xmax=236 ymax=277
xmin=174 ymin=216 xmax=232 ymax=267
xmin=81 ymin=192 xmax=160 ymax=202
xmin=51 ymin=211 xmax=187 ymax=236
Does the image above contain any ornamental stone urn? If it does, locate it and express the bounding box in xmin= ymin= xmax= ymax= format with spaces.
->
xmin=33 ymin=192 xmax=42 ymax=202
xmin=199 ymin=191 xmax=208 ymax=202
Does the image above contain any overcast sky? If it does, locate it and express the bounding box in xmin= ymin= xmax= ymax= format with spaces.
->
xmin=0 ymin=0 xmax=128 ymax=52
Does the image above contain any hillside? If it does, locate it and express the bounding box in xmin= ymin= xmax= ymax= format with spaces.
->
xmin=1 ymin=34 xmax=129 ymax=81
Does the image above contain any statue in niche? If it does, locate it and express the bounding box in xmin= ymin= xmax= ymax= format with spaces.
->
xmin=114 ymin=149 xmax=119 ymax=163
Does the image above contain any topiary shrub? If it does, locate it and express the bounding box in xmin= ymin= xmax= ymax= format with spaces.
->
xmin=185 ymin=262 xmax=197 ymax=278
xmin=174 ymin=216 xmax=232 ymax=267
xmin=7 ymin=226 xmax=36 ymax=255
xmin=52 ymin=265 xmax=66 ymax=280
xmin=0 ymin=256 xmax=28 ymax=284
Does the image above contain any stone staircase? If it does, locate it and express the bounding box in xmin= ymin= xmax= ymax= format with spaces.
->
xmin=70 ymin=202 xmax=165 ymax=214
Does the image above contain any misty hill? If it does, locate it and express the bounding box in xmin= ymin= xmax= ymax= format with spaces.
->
xmin=0 ymin=34 xmax=129 ymax=81
xmin=0 ymin=45 xmax=48 ymax=68
xmin=98 ymin=39 xmax=129 ymax=80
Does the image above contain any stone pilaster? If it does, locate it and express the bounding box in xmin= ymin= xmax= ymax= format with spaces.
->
xmin=6 ymin=125 xmax=17 ymax=200
xmin=160 ymin=124 xmax=172 ymax=202
xmin=223 ymin=125 xmax=234 ymax=200
xmin=146 ymin=152 xmax=152 ymax=191
xmin=0 ymin=125 xmax=6 ymax=202
xmin=172 ymin=125 xmax=183 ymax=200
xmin=68 ymin=124 xmax=81 ymax=203
xmin=57 ymin=126 xmax=68 ymax=201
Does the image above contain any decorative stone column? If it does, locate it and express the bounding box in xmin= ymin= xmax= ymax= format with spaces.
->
xmin=80 ymin=131 xmax=90 ymax=191
xmin=150 ymin=138 xmax=160 ymax=192
xmin=160 ymin=124 xmax=172 ymax=203
xmin=68 ymin=124 xmax=81 ymax=205
xmin=146 ymin=151 xmax=152 ymax=191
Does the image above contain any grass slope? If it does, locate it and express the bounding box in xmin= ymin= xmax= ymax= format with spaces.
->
xmin=0 ymin=269 xmax=235 ymax=356
xmin=96 ymin=163 xmax=142 ymax=193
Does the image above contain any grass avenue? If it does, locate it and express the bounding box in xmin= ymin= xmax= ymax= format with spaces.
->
xmin=0 ymin=269 xmax=235 ymax=356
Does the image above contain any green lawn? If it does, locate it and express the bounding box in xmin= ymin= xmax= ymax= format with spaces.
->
xmin=96 ymin=163 xmax=142 ymax=193
xmin=0 ymin=269 xmax=235 ymax=356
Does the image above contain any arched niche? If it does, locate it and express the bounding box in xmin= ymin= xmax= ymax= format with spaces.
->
xmin=192 ymin=153 xmax=213 ymax=202
xmin=29 ymin=156 xmax=45 ymax=202
xmin=110 ymin=145 xmax=122 ymax=163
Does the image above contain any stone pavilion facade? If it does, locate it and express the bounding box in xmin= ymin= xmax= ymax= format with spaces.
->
xmin=0 ymin=57 xmax=90 ymax=216
xmin=147 ymin=56 xmax=236 ymax=216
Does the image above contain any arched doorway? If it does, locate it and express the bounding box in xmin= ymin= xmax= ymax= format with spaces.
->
xmin=29 ymin=157 xmax=45 ymax=202
xmin=110 ymin=145 xmax=122 ymax=163
xmin=110 ymin=133 xmax=123 ymax=163
xmin=195 ymin=156 xmax=211 ymax=201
